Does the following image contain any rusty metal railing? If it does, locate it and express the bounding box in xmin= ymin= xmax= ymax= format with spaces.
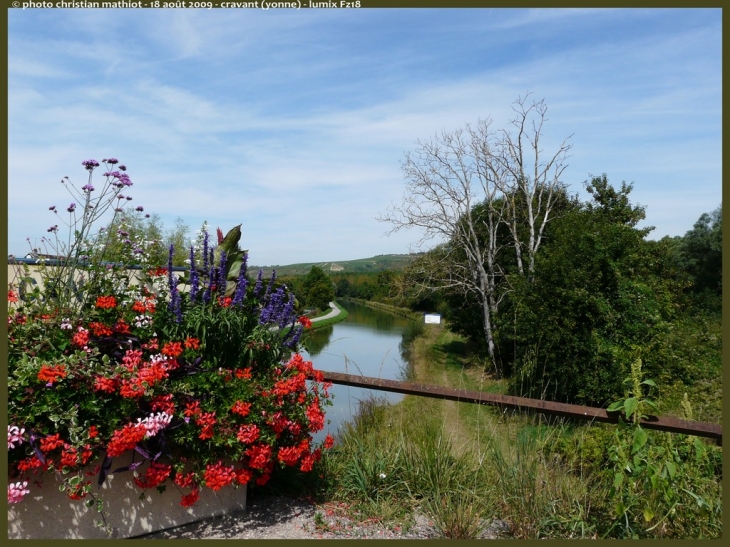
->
xmin=309 ymin=370 xmax=722 ymax=445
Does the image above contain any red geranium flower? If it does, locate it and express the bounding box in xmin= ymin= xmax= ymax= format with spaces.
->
xmin=38 ymin=364 xmax=67 ymax=384
xmin=95 ymin=295 xmax=117 ymax=309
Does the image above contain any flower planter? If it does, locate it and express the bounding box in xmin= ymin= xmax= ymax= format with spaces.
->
xmin=7 ymin=453 xmax=247 ymax=539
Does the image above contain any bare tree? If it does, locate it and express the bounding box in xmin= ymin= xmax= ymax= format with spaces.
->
xmin=380 ymin=95 xmax=571 ymax=376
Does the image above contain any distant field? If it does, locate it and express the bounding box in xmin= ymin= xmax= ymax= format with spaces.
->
xmin=251 ymin=254 xmax=417 ymax=277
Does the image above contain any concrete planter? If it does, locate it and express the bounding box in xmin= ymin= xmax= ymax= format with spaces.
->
xmin=8 ymin=454 xmax=247 ymax=539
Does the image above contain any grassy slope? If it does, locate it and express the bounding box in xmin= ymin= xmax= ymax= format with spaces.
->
xmin=250 ymin=254 xmax=416 ymax=277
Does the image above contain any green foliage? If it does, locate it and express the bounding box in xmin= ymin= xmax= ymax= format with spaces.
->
xmin=603 ymin=366 xmax=721 ymax=538
xmin=500 ymin=176 xmax=676 ymax=405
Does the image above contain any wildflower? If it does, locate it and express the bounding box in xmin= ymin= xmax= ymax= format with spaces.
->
xmin=49 ymin=205 xmax=56 ymax=211
xmin=8 ymin=425 xmax=25 ymax=450
xmin=136 ymin=206 xmax=144 ymax=212
xmin=47 ymin=225 xmax=58 ymax=233
xmin=379 ymin=473 xmax=387 ymax=480
xmin=106 ymin=158 xmax=119 ymax=165
xmin=67 ymin=203 xmax=76 ymax=213
xmin=81 ymin=184 xmax=95 ymax=192
xmin=82 ymin=159 xmax=99 ymax=170
xmin=8 ymin=482 xmax=30 ymax=504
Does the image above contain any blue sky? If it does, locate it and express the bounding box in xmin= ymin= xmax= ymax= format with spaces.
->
xmin=8 ymin=7 xmax=721 ymax=266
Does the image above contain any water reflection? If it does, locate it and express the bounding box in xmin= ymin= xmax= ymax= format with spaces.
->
xmin=302 ymin=300 xmax=413 ymax=443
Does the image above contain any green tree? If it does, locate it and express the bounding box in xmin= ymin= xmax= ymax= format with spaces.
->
xmin=499 ymin=175 xmax=675 ymax=405
xmin=677 ymin=205 xmax=722 ymax=298
xmin=302 ymin=266 xmax=334 ymax=311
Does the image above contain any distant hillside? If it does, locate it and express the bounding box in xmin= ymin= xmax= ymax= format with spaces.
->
xmin=251 ymin=254 xmax=417 ymax=277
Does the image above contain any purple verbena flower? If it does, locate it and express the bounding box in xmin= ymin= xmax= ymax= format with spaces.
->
xmin=81 ymin=184 xmax=95 ymax=192
xmin=136 ymin=206 xmax=144 ymax=212
xmin=49 ymin=205 xmax=56 ymax=212
xmin=67 ymin=203 xmax=76 ymax=213
xmin=47 ymin=225 xmax=58 ymax=233
xmin=82 ymin=159 xmax=99 ymax=171
xmin=106 ymin=158 xmax=119 ymax=165
xmin=119 ymin=164 xmax=127 ymax=171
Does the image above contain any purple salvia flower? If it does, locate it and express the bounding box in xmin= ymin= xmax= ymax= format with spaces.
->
xmin=263 ymin=269 xmax=277 ymax=301
xmin=231 ymin=252 xmax=249 ymax=308
xmin=189 ymin=246 xmax=199 ymax=302
xmin=202 ymin=263 xmax=215 ymax=305
xmin=253 ymin=269 xmax=263 ymax=298
xmin=202 ymin=230 xmax=209 ymax=273
xmin=279 ymin=293 xmax=296 ymax=329
xmin=284 ymin=325 xmax=303 ymax=348
xmin=217 ymin=252 xmax=228 ymax=297
xmin=167 ymin=244 xmax=176 ymax=295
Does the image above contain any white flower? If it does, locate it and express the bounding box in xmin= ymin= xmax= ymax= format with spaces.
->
xmin=379 ymin=473 xmax=386 ymax=480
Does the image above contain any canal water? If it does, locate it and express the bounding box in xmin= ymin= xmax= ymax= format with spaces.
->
xmin=301 ymin=299 xmax=413 ymax=443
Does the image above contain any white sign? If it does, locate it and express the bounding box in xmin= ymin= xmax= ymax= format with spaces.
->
xmin=424 ymin=313 xmax=441 ymax=324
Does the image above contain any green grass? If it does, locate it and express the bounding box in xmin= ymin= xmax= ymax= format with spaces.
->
xmin=263 ymin=320 xmax=722 ymax=539
xmin=307 ymin=301 xmax=348 ymax=330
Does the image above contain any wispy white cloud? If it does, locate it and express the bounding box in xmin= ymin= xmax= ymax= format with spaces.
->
xmin=7 ymin=8 xmax=721 ymax=265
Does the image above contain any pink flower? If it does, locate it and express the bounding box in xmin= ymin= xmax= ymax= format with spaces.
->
xmin=8 ymin=425 xmax=25 ymax=450
xmin=137 ymin=412 xmax=173 ymax=439
xmin=8 ymin=481 xmax=30 ymax=504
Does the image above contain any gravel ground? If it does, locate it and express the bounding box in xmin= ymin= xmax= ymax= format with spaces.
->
xmin=135 ymin=495 xmax=510 ymax=540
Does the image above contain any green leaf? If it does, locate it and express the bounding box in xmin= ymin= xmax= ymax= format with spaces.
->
xmin=665 ymin=461 xmax=676 ymax=479
xmin=641 ymin=379 xmax=657 ymax=387
xmin=613 ymin=472 xmax=624 ymax=488
xmin=643 ymin=508 xmax=654 ymax=522
xmin=632 ymin=427 xmax=648 ymax=454
xmin=624 ymin=397 xmax=638 ymax=419
xmin=607 ymin=400 xmax=624 ymax=412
